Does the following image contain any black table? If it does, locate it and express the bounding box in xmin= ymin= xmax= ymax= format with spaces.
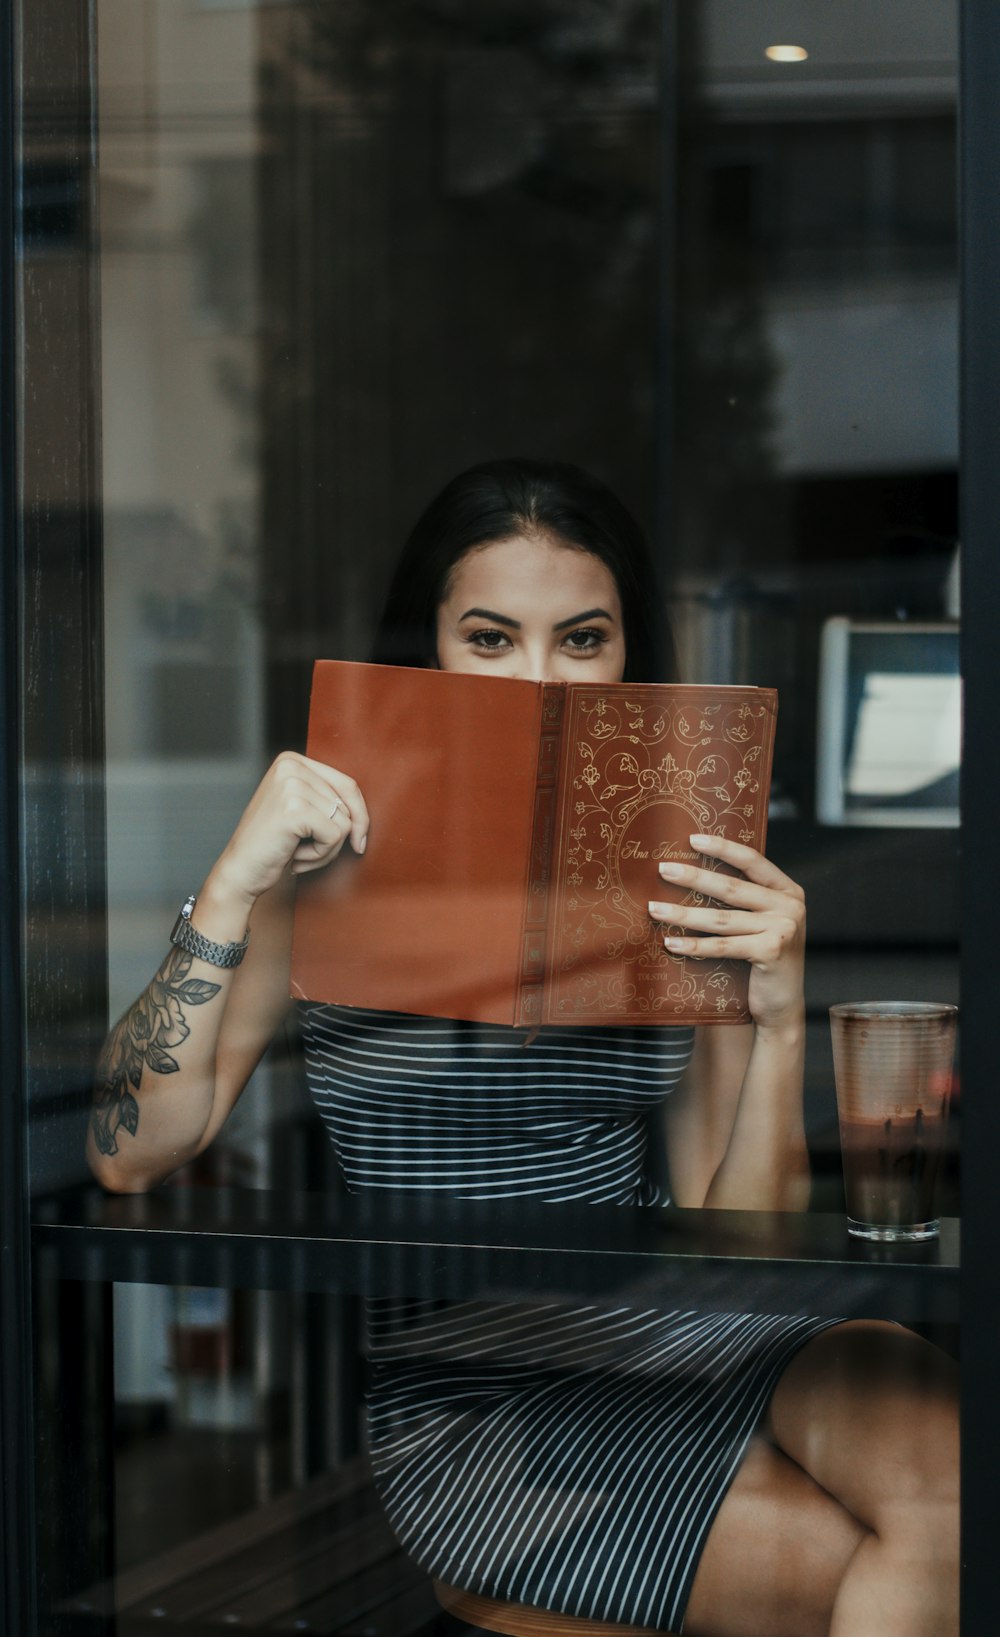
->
xmin=32 ymin=1187 xmax=960 ymax=1325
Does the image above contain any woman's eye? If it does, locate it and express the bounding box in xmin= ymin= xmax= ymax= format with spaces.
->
xmin=564 ymin=627 xmax=607 ymax=652
xmin=467 ymin=628 xmax=511 ymax=653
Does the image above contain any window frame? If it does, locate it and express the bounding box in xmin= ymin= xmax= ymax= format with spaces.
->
xmin=1 ymin=1 xmax=997 ymax=1632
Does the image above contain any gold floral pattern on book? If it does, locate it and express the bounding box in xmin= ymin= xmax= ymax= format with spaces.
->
xmin=549 ymin=691 xmax=774 ymax=1020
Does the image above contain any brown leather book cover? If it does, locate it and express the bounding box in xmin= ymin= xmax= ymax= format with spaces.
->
xmin=290 ymin=661 xmax=777 ymax=1028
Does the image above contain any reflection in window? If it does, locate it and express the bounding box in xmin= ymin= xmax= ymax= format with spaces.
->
xmin=22 ymin=0 xmax=963 ymax=1632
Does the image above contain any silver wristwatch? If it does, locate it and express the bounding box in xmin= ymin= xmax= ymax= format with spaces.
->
xmin=169 ymin=893 xmax=250 ymax=969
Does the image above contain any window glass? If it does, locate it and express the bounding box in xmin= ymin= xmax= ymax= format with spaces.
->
xmin=20 ymin=2 xmax=961 ymax=1633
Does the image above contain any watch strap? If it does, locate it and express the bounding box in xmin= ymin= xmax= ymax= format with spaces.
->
xmin=170 ymin=894 xmax=250 ymax=969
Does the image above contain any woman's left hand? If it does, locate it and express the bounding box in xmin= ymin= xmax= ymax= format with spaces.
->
xmin=647 ymin=834 xmax=806 ymax=1032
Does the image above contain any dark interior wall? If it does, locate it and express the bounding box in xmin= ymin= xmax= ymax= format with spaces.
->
xmin=258 ymin=1 xmax=666 ymax=745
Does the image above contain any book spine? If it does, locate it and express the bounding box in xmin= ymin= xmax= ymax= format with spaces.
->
xmin=515 ymin=684 xmax=566 ymax=1027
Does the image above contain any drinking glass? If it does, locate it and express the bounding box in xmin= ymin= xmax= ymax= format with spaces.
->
xmin=830 ymin=1001 xmax=957 ymax=1242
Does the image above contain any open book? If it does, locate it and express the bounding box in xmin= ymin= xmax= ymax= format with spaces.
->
xmin=291 ymin=662 xmax=777 ymax=1027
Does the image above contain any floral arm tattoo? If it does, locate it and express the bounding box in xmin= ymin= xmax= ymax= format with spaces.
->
xmin=91 ymin=948 xmax=222 ymax=1158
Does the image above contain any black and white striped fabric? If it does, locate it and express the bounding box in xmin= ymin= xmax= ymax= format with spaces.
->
xmin=298 ymin=1002 xmax=838 ymax=1634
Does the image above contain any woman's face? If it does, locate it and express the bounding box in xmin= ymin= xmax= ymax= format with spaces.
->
xmin=435 ymin=534 xmax=627 ymax=685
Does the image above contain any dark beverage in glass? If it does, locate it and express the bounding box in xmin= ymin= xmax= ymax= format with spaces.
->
xmin=830 ymin=1003 xmax=957 ymax=1242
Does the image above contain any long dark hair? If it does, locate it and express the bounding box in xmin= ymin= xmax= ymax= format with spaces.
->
xmin=370 ymin=458 xmax=677 ymax=683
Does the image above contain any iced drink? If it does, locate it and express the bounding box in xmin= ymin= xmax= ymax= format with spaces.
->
xmin=830 ymin=1002 xmax=956 ymax=1242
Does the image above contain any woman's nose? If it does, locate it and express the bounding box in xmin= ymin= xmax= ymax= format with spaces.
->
xmin=512 ymin=648 xmax=558 ymax=684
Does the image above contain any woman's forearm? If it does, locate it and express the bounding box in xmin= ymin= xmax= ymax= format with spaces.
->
xmin=702 ymin=1016 xmax=811 ymax=1212
xmin=87 ymin=876 xmax=250 ymax=1191
xmin=87 ymin=862 xmax=278 ymax=1192
xmin=88 ymin=958 xmax=228 ymax=1190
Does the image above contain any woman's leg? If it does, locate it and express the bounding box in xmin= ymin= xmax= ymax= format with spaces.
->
xmin=682 ymin=1435 xmax=868 ymax=1637
xmin=764 ymin=1319 xmax=959 ymax=1637
xmin=682 ymin=1319 xmax=958 ymax=1637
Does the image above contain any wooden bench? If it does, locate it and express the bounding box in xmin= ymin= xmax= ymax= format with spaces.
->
xmin=58 ymin=1460 xmax=440 ymax=1635
xmin=58 ymin=1459 xmax=679 ymax=1637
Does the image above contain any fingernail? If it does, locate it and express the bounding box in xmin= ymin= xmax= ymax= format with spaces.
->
xmin=648 ymin=900 xmax=671 ymax=914
xmin=664 ymin=937 xmax=686 ymax=951
xmin=659 ymin=862 xmax=683 ymax=879
xmin=358 ymin=834 xmax=367 ymax=854
xmin=690 ymin=834 xmax=711 ymax=846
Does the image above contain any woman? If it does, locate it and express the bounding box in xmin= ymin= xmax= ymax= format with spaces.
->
xmin=89 ymin=460 xmax=958 ymax=1637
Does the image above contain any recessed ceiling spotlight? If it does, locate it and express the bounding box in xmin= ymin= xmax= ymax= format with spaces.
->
xmin=765 ymin=44 xmax=808 ymax=62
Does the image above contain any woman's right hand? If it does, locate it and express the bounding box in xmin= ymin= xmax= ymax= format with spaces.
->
xmin=88 ymin=749 xmax=364 ymax=1191
xmin=207 ymin=751 xmax=370 ymax=910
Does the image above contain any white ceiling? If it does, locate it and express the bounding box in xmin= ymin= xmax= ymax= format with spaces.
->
xmin=699 ymin=0 xmax=957 ymax=114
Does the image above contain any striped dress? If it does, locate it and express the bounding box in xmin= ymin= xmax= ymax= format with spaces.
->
xmin=299 ymin=1002 xmax=838 ymax=1634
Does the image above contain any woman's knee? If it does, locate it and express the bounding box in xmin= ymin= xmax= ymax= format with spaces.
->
xmin=766 ymin=1320 xmax=959 ymax=1536
xmin=683 ymin=1438 xmax=867 ymax=1637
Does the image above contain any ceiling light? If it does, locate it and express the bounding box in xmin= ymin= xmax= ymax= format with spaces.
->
xmin=765 ymin=44 xmax=808 ymax=63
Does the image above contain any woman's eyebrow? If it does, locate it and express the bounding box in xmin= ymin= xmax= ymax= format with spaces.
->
xmin=459 ymin=607 xmax=520 ymax=628
xmin=552 ymin=607 xmax=614 ymax=631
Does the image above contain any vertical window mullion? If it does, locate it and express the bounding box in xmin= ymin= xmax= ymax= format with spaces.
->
xmin=0 ymin=0 xmax=38 ymax=1623
xmin=959 ymin=3 xmax=1000 ymax=1631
